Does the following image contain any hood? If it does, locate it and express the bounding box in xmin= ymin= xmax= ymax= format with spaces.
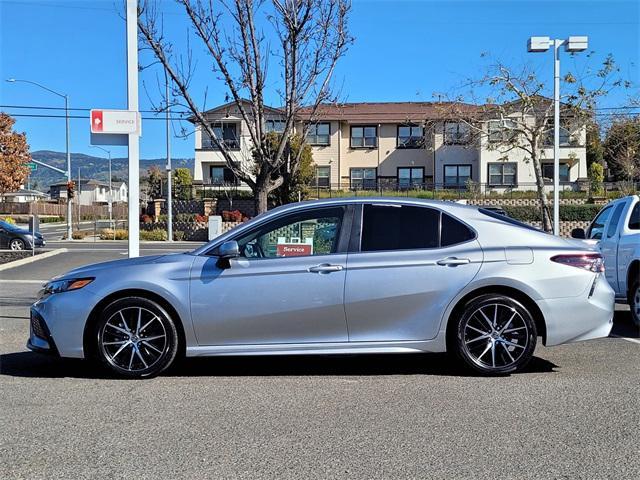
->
xmin=55 ymin=254 xmax=170 ymax=280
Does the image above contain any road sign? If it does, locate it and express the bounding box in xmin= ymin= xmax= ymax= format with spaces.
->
xmin=90 ymin=109 xmax=140 ymax=135
xmin=25 ymin=162 xmax=37 ymax=171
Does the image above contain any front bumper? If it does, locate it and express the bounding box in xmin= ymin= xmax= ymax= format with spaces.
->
xmin=26 ymin=308 xmax=59 ymax=356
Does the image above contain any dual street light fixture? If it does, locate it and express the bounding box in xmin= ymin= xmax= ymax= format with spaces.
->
xmin=527 ymin=36 xmax=589 ymax=236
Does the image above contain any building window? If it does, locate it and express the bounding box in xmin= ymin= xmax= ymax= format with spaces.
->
xmin=398 ymin=167 xmax=424 ymax=189
xmin=210 ymin=166 xmax=237 ymax=185
xmin=543 ymin=125 xmax=573 ymax=147
xmin=306 ymin=122 xmax=330 ymax=146
xmin=266 ymin=120 xmax=286 ymax=133
xmin=397 ymin=125 xmax=424 ymax=148
xmin=444 ymin=122 xmax=469 ymax=145
xmin=350 ymin=168 xmax=376 ymax=190
xmin=444 ymin=165 xmax=472 ymax=187
xmin=488 ymin=120 xmax=518 ymax=143
xmin=350 ymin=126 xmax=377 ymax=148
xmin=315 ymin=166 xmax=330 ymax=188
xmin=488 ymin=163 xmax=517 ymax=186
xmin=208 ymin=122 xmax=239 ymax=149
xmin=542 ymin=163 xmax=570 ymax=183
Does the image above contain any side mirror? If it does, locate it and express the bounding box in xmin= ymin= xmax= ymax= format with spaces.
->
xmin=571 ymin=228 xmax=586 ymax=239
xmin=218 ymin=240 xmax=240 ymax=259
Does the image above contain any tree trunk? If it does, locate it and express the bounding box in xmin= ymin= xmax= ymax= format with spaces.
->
xmin=255 ymin=184 xmax=269 ymax=215
xmin=531 ymin=152 xmax=553 ymax=232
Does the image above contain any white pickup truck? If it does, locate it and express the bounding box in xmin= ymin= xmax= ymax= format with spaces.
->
xmin=572 ymin=195 xmax=640 ymax=325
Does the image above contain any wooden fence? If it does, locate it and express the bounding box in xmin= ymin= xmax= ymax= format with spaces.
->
xmin=0 ymin=202 xmax=128 ymax=219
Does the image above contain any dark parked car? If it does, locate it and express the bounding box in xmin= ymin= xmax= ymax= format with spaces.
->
xmin=0 ymin=220 xmax=45 ymax=250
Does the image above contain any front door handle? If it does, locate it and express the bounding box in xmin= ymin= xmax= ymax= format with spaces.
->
xmin=308 ymin=264 xmax=343 ymax=274
xmin=437 ymin=257 xmax=471 ymax=267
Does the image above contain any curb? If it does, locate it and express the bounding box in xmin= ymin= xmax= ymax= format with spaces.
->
xmin=0 ymin=248 xmax=68 ymax=272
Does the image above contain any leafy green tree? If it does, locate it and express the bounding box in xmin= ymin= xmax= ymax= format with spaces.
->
xmin=258 ymin=133 xmax=315 ymax=206
xmin=147 ymin=166 xmax=163 ymax=199
xmin=588 ymin=162 xmax=604 ymax=196
xmin=173 ymin=168 xmax=193 ymax=200
xmin=603 ymin=116 xmax=640 ymax=181
xmin=586 ymin=122 xmax=604 ymax=169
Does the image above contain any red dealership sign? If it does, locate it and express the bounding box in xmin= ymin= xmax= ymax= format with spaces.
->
xmin=276 ymin=243 xmax=313 ymax=257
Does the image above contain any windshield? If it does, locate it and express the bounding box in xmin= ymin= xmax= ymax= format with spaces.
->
xmin=0 ymin=220 xmax=20 ymax=231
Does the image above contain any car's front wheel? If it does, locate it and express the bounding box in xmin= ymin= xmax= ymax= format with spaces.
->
xmin=10 ymin=238 xmax=26 ymax=250
xmin=451 ymin=294 xmax=537 ymax=375
xmin=95 ymin=297 xmax=179 ymax=378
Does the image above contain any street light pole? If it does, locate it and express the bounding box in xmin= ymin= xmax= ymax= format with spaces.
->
xmin=553 ymin=39 xmax=561 ymax=237
xmin=527 ymin=36 xmax=588 ymax=236
xmin=6 ymin=78 xmax=73 ymax=240
xmin=90 ymin=145 xmax=113 ymax=229
xmin=165 ymin=69 xmax=173 ymax=242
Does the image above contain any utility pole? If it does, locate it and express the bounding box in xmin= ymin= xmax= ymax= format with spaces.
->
xmin=77 ymin=166 xmax=81 ymax=231
xmin=165 ymin=68 xmax=173 ymax=242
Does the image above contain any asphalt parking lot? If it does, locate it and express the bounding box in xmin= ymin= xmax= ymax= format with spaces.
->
xmin=1 ymin=244 xmax=639 ymax=479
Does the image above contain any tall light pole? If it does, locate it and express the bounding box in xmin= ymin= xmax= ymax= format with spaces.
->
xmin=89 ymin=145 xmax=113 ymax=229
xmin=164 ymin=68 xmax=173 ymax=242
xmin=6 ymin=78 xmax=73 ymax=241
xmin=528 ymin=36 xmax=588 ymax=236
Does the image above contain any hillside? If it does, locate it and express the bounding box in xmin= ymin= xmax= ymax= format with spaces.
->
xmin=28 ymin=151 xmax=194 ymax=191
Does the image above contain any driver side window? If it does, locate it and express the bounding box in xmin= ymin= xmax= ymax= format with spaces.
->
xmin=235 ymin=207 xmax=344 ymax=259
xmin=587 ymin=206 xmax=613 ymax=240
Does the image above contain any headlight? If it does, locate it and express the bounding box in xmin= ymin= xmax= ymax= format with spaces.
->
xmin=43 ymin=278 xmax=94 ymax=295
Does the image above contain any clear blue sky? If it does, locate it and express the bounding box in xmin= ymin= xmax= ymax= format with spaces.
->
xmin=1 ymin=0 xmax=638 ymax=162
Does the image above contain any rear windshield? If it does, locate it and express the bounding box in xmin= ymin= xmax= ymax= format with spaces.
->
xmin=478 ymin=208 xmax=545 ymax=233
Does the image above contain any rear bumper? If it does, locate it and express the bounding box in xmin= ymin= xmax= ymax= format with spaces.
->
xmin=539 ymin=274 xmax=615 ymax=346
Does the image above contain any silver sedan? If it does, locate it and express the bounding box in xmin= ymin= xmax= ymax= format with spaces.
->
xmin=28 ymin=198 xmax=615 ymax=378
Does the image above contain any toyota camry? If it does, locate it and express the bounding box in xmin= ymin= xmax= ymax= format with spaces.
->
xmin=28 ymin=198 xmax=615 ymax=378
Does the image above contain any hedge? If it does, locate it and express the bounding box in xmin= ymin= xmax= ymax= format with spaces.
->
xmin=140 ymin=229 xmax=168 ymax=241
xmin=503 ymin=204 xmax=601 ymax=223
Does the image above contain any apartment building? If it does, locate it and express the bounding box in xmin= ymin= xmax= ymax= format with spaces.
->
xmin=192 ymin=100 xmax=587 ymax=192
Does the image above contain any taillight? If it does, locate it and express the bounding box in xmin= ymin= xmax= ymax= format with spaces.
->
xmin=550 ymin=253 xmax=604 ymax=273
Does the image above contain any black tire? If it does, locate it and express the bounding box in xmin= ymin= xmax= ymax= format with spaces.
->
xmin=94 ymin=297 xmax=179 ymax=378
xmin=629 ymin=280 xmax=640 ymax=327
xmin=450 ymin=294 xmax=537 ymax=375
xmin=10 ymin=238 xmax=26 ymax=250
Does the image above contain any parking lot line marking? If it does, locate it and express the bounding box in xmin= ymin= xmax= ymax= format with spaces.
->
xmin=611 ymin=334 xmax=640 ymax=345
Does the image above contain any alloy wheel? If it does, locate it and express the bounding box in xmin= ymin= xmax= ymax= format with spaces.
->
xmin=461 ymin=302 xmax=530 ymax=370
xmin=10 ymin=239 xmax=25 ymax=250
xmin=99 ymin=306 xmax=168 ymax=373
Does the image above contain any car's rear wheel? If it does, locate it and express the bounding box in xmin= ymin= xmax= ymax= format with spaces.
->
xmin=10 ymin=238 xmax=25 ymax=250
xmin=95 ymin=297 xmax=178 ymax=378
xmin=630 ymin=280 xmax=640 ymax=327
xmin=451 ymin=294 xmax=537 ymax=375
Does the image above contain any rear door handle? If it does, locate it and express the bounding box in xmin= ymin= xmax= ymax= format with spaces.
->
xmin=308 ymin=264 xmax=343 ymax=274
xmin=437 ymin=257 xmax=471 ymax=266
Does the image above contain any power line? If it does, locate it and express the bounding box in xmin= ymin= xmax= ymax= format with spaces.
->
xmin=7 ymin=113 xmax=193 ymax=122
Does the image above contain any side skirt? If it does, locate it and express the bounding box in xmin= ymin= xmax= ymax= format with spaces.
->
xmin=186 ymin=338 xmax=447 ymax=357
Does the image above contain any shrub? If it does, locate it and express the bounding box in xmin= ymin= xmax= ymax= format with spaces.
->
xmin=2 ymin=217 xmax=16 ymax=225
xmin=140 ymin=214 xmax=153 ymax=224
xmin=140 ymin=229 xmax=168 ymax=241
xmin=100 ymin=228 xmax=128 ymax=240
xmin=173 ymin=230 xmax=185 ymax=241
xmin=175 ymin=213 xmax=196 ymax=222
xmin=222 ymin=209 xmax=244 ymax=222
xmin=589 ymin=163 xmax=605 ymax=197
xmin=503 ymin=205 xmax=602 ymax=223
xmin=194 ymin=214 xmax=208 ymax=223
xmin=71 ymin=230 xmax=87 ymax=240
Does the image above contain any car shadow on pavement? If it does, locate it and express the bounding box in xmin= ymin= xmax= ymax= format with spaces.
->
xmin=0 ymin=351 xmax=558 ymax=379
xmin=610 ymin=309 xmax=639 ymax=338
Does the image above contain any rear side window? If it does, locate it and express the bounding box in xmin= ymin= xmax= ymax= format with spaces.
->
xmin=629 ymin=202 xmax=640 ymax=230
xmin=441 ymin=213 xmax=475 ymax=246
xmin=361 ymin=205 xmax=439 ymax=252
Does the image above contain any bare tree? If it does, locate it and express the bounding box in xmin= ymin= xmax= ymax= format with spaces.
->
xmin=603 ymin=115 xmax=640 ymax=181
xmin=138 ymin=0 xmax=351 ymax=214
xmin=434 ymin=55 xmax=628 ymax=232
